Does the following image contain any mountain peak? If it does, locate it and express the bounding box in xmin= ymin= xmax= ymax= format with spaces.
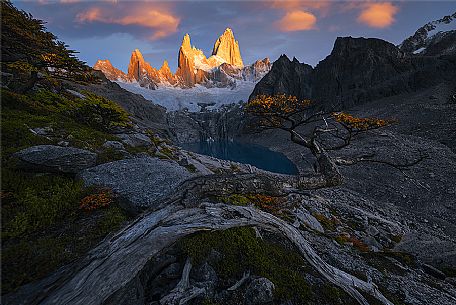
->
xmin=181 ymin=34 xmax=191 ymax=50
xmin=94 ymin=59 xmax=128 ymax=81
xmin=212 ymin=27 xmax=243 ymax=67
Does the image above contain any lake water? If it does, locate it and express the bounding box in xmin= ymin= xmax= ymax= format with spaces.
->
xmin=181 ymin=141 xmax=298 ymax=175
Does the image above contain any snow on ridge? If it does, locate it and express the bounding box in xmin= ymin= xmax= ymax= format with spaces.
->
xmin=117 ymin=80 xmax=254 ymax=112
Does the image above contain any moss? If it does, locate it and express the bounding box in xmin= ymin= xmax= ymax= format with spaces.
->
xmin=1 ymin=168 xmax=85 ymax=238
xmin=218 ymin=194 xmax=251 ymax=206
xmin=1 ymin=169 xmax=129 ymax=294
xmin=180 ymin=227 xmax=313 ymax=302
xmin=185 ymin=164 xmax=198 ymax=173
xmin=441 ymin=266 xmax=456 ymax=277
xmin=335 ymin=234 xmax=369 ymax=252
xmin=313 ymin=213 xmax=338 ymax=231
xmin=125 ymin=145 xmax=151 ymax=155
xmin=159 ymin=146 xmax=176 ymax=159
xmin=390 ymin=234 xmax=403 ymax=244
xmin=1 ymin=89 xmax=120 ymax=159
xmin=97 ymin=147 xmax=125 ymax=164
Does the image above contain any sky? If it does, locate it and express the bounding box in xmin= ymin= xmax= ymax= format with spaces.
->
xmin=13 ymin=1 xmax=456 ymax=72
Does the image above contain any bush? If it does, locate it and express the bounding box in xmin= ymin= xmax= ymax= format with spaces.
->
xmin=70 ymin=92 xmax=130 ymax=131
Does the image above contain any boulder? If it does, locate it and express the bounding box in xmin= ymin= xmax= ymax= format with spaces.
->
xmin=244 ymin=278 xmax=275 ymax=305
xmin=12 ymin=145 xmax=97 ymax=174
xmin=116 ymin=133 xmax=151 ymax=147
xmin=78 ymin=157 xmax=194 ymax=213
xmin=295 ymin=208 xmax=324 ymax=233
xmin=102 ymin=141 xmax=125 ymax=151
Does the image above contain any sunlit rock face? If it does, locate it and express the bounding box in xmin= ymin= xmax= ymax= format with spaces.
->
xmin=93 ymin=59 xmax=129 ymax=82
xmin=94 ymin=28 xmax=271 ymax=89
xmin=211 ymin=28 xmax=244 ymax=67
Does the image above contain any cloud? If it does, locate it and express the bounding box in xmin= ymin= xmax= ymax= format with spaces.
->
xmin=76 ymin=4 xmax=180 ymax=40
xmin=271 ymin=0 xmax=330 ymax=12
xmin=357 ymin=2 xmax=399 ymax=28
xmin=276 ymin=10 xmax=317 ymax=32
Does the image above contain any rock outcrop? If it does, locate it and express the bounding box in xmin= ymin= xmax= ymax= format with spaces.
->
xmin=250 ymin=55 xmax=312 ymax=99
xmin=251 ymin=36 xmax=456 ymax=108
xmin=211 ymin=27 xmax=244 ymax=67
xmin=78 ymin=157 xmax=194 ymax=213
xmin=12 ymin=145 xmax=97 ymax=174
xmin=127 ymin=49 xmax=160 ymax=89
xmin=93 ymin=59 xmax=128 ymax=82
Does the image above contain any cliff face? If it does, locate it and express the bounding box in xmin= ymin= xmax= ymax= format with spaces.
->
xmin=93 ymin=60 xmax=129 ymax=82
xmin=94 ymin=28 xmax=270 ymax=89
xmin=211 ymin=28 xmax=244 ymax=67
xmin=251 ymin=36 xmax=456 ymax=108
xmin=250 ymin=55 xmax=313 ymax=99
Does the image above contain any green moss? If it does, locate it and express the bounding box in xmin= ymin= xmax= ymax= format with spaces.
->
xmin=97 ymin=147 xmax=125 ymax=164
xmin=159 ymin=146 xmax=176 ymax=159
xmin=1 ymin=89 xmax=121 ymax=159
xmin=1 ymin=168 xmax=129 ymax=294
xmin=180 ymin=227 xmax=312 ymax=302
xmin=218 ymin=194 xmax=251 ymax=206
xmin=441 ymin=266 xmax=456 ymax=277
xmin=1 ymin=168 xmax=85 ymax=238
xmin=185 ymin=164 xmax=198 ymax=173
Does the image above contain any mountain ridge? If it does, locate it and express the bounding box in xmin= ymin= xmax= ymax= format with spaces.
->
xmin=94 ymin=28 xmax=270 ymax=90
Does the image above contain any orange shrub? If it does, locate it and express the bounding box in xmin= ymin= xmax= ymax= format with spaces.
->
xmin=79 ymin=189 xmax=113 ymax=211
xmin=332 ymin=112 xmax=394 ymax=130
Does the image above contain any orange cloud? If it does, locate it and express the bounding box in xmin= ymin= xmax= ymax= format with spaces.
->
xmin=271 ymin=0 xmax=330 ymax=12
xmin=357 ymin=2 xmax=399 ymax=28
xmin=276 ymin=10 xmax=317 ymax=32
xmin=76 ymin=5 xmax=180 ymax=40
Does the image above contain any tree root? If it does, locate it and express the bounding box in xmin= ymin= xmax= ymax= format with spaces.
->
xmin=7 ymin=202 xmax=393 ymax=305
xmin=160 ymin=258 xmax=205 ymax=305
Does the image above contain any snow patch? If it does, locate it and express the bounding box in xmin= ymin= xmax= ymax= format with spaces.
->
xmin=413 ymin=47 xmax=426 ymax=54
xmin=117 ymin=80 xmax=254 ymax=112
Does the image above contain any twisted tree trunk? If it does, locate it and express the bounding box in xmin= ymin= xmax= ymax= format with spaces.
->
xmin=6 ymin=203 xmax=392 ymax=305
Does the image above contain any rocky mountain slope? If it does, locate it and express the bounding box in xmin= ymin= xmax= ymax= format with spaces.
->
xmin=399 ymin=12 xmax=456 ymax=55
xmin=251 ymin=35 xmax=456 ymax=109
xmin=94 ymin=28 xmax=271 ymax=90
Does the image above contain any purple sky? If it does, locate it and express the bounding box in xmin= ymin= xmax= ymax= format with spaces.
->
xmin=13 ymin=1 xmax=456 ymax=72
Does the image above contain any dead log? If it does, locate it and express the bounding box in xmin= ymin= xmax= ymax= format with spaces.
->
xmin=6 ymin=203 xmax=393 ymax=305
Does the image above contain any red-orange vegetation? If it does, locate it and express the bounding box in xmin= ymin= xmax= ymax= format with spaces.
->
xmin=246 ymin=94 xmax=312 ymax=115
xmin=332 ymin=112 xmax=394 ymax=131
xmin=79 ymin=189 xmax=113 ymax=211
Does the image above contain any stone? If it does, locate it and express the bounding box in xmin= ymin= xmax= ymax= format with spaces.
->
xmin=102 ymin=141 xmax=125 ymax=151
xmin=365 ymin=226 xmax=380 ymax=237
xmin=12 ymin=145 xmax=97 ymax=174
xmin=65 ymin=89 xmax=86 ymax=99
xmin=362 ymin=236 xmax=382 ymax=251
xmin=422 ymin=264 xmax=446 ymax=280
xmin=244 ymin=278 xmax=275 ymax=305
xmin=191 ymin=262 xmax=218 ymax=286
xmin=78 ymin=157 xmax=194 ymax=213
xmin=30 ymin=126 xmax=53 ymax=136
xmin=295 ymin=208 xmax=324 ymax=233
xmin=117 ymin=133 xmax=151 ymax=147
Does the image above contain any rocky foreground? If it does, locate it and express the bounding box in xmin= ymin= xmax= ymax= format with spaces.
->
xmin=3 ymin=76 xmax=456 ymax=305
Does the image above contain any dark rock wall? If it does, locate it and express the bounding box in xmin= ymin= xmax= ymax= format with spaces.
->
xmin=250 ymin=36 xmax=456 ymax=109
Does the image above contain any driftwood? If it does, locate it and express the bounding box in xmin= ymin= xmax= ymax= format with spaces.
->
xmin=160 ymin=258 xmax=205 ymax=305
xmin=7 ymin=202 xmax=393 ymax=305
